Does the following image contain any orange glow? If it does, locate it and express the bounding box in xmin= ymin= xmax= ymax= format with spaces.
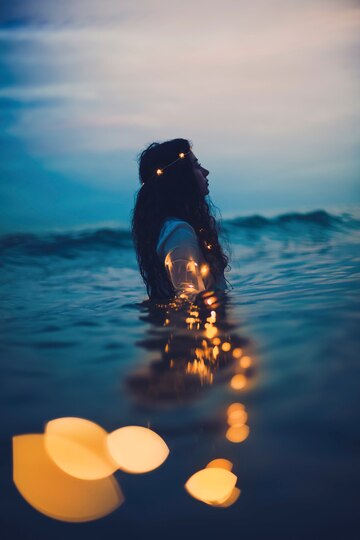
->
xmin=216 ymin=487 xmax=241 ymax=507
xmin=13 ymin=435 xmax=123 ymax=522
xmin=232 ymin=348 xmax=243 ymax=359
xmin=206 ymin=459 xmax=233 ymax=471
xmin=205 ymin=324 xmax=217 ymax=339
xmin=227 ymin=409 xmax=248 ymax=426
xmin=164 ymin=254 xmax=172 ymax=270
xmin=186 ymin=359 xmax=213 ymax=384
xmin=221 ymin=342 xmax=231 ymax=352
xmin=107 ymin=426 xmax=169 ymax=474
xmin=240 ymin=355 xmax=252 ymax=368
xmin=212 ymin=345 xmax=219 ymax=359
xmin=212 ymin=337 xmax=221 ymax=345
xmin=45 ymin=418 xmax=117 ymax=480
xmin=226 ymin=424 xmax=250 ymax=443
xmin=230 ymin=374 xmax=247 ymax=390
xmin=227 ymin=402 xmax=245 ymax=414
xmin=185 ymin=467 xmax=237 ymax=506
xmin=165 ymin=343 xmax=169 ymax=352
xmin=200 ymin=264 xmax=209 ymax=277
xmin=186 ymin=261 xmax=197 ymax=273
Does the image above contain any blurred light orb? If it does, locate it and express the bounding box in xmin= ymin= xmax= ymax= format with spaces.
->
xmin=45 ymin=417 xmax=118 ymax=480
xmin=13 ymin=435 xmax=123 ymax=522
xmin=240 ymin=355 xmax=252 ymax=369
xmin=232 ymin=348 xmax=243 ymax=359
xmin=185 ymin=467 xmax=237 ymax=505
xmin=230 ymin=374 xmax=247 ymax=390
xmin=227 ymin=409 xmax=248 ymax=426
xmin=227 ymin=402 xmax=245 ymax=414
xmin=221 ymin=342 xmax=231 ymax=352
xmin=107 ymin=426 xmax=169 ymax=474
xmin=206 ymin=459 xmax=233 ymax=471
xmin=226 ymin=424 xmax=250 ymax=443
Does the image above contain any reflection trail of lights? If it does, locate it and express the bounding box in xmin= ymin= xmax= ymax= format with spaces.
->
xmin=132 ymin=292 xmax=257 ymax=507
xmin=13 ymin=293 xmax=258 ymax=520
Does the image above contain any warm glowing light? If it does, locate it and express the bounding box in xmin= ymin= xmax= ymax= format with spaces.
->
xmin=186 ymin=359 xmax=213 ymax=384
xmin=186 ymin=261 xmax=197 ymax=273
xmin=107 ymin=426 xmax=169 ymax=474
xmin=212 ymin=337 xmax=221 ymax=345
xmin=156 ymin=168 xmax=163 ymax=176
xmin=13 ymin=435 xmax=123 ymax=522
xmin=216 ymin=487 xmax=241 ymax=507
xmin=165 ymin=343 xmax=169 ymax=352
xmin=164 ymin=254 xmax=172 ymax=270
xmin=227 ymin=402 xmax=245 ymax=414
xmin=227 ymin=409 xmax=248 ymax=426
xmin=200 ymin=264 xmax=209 ymax=277
xmin=226 ymin=424 xmax=250 ymax=443
xmin=212 ymin=345 xmax=219 ymax=359
xmin=186 ymin=317 xmax=196 ymax=329
xmin=185 ymin=467 xmax=237 ymax=506
xmin=230 ymin=374 xmax=247 ymax=390
xmin=221 ymin=342 xmax=231 ymax=352
xmin=206 ymin=459 xmax=233 ymax=471
xmin=45 ymin=418 xmax=117 ymax=480
xmin=240 ymin=355 xmax=252 ymax=369
xmin=179 ymin=152 xmax=185 ymax=158
xmin=232 ymin=348 xmax=243 ymax=359
xmin=205 ymin=324 xmax=217 ymax=339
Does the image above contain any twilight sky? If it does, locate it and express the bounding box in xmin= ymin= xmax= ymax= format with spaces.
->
xmin=1 ymin=0 xmax=359 ymax=232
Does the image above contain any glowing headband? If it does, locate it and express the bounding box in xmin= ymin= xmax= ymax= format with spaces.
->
xmin=147 ymin=149 xmax=192 ymax=182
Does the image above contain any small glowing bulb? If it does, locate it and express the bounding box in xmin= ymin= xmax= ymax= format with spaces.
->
xmin=156 ymin=169 xmax=163 ymax=176
xmin=179 ymin=152 xmax=185 ymax=158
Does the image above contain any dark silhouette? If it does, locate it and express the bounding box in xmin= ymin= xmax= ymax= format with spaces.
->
xmin=131 ymin=138 xmax=230 ymax=300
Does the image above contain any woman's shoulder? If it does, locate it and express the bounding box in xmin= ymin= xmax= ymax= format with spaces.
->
xmin=156 ymin=217 xmax=197 ymax=257
xmin=160 ymin=217 xmax=195 ymax=236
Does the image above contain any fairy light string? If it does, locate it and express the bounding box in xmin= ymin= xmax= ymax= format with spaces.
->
xmin=145 ymin=150 xmax=192 ymax=183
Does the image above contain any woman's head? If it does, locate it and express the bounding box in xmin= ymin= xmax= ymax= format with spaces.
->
xmin=132 ymin=138 xmax=228 ymax=299
xmin=138 ymin=138 xmax=209 ymax=206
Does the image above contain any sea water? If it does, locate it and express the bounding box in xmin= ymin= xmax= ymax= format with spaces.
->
xmin=1 ymin=209 xmax=359 ymax=539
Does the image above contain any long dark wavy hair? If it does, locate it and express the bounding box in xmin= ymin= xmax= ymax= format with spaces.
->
xmin=131 ymin=138 xmax=230 ymax=299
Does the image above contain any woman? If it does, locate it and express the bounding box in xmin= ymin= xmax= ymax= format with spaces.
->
xmin=131 ymin=138 xmax=230 ymax=301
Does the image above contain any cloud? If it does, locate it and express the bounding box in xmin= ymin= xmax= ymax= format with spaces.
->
xmin=0 ymin=0 xmax=359 ymax=206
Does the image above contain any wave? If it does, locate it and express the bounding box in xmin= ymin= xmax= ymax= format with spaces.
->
xmin=225 ymin=210 xmax=360 ymax=230
xmin=0 ymin=210 xmax=358 ymax=257
xmin=0 ymin=228 xmax=133 ymax=257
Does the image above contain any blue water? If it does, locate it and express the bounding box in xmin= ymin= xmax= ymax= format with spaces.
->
xmin=1 ymin=209 xmax=360 ymax=539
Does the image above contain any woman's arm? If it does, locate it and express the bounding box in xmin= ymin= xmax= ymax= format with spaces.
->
xmin=161 ymin=223 xmax=208 ymax=301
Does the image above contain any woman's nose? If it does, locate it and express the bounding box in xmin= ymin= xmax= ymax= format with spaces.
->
xmin=202 ymin=166 xmax=209 ymax=176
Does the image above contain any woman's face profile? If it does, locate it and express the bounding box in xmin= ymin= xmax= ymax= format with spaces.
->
xmin=189 ymin=151 xmax=210 ymax=196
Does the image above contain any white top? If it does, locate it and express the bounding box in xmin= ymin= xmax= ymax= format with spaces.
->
xmin=156 ymin=217 xmax=227 ymax=300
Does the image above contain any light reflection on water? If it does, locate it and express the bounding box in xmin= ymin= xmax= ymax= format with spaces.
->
xmin=12 ymin=292 xmax=256 ymax=521
xmin=2 ymin=209 xmax=359 ymax=537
